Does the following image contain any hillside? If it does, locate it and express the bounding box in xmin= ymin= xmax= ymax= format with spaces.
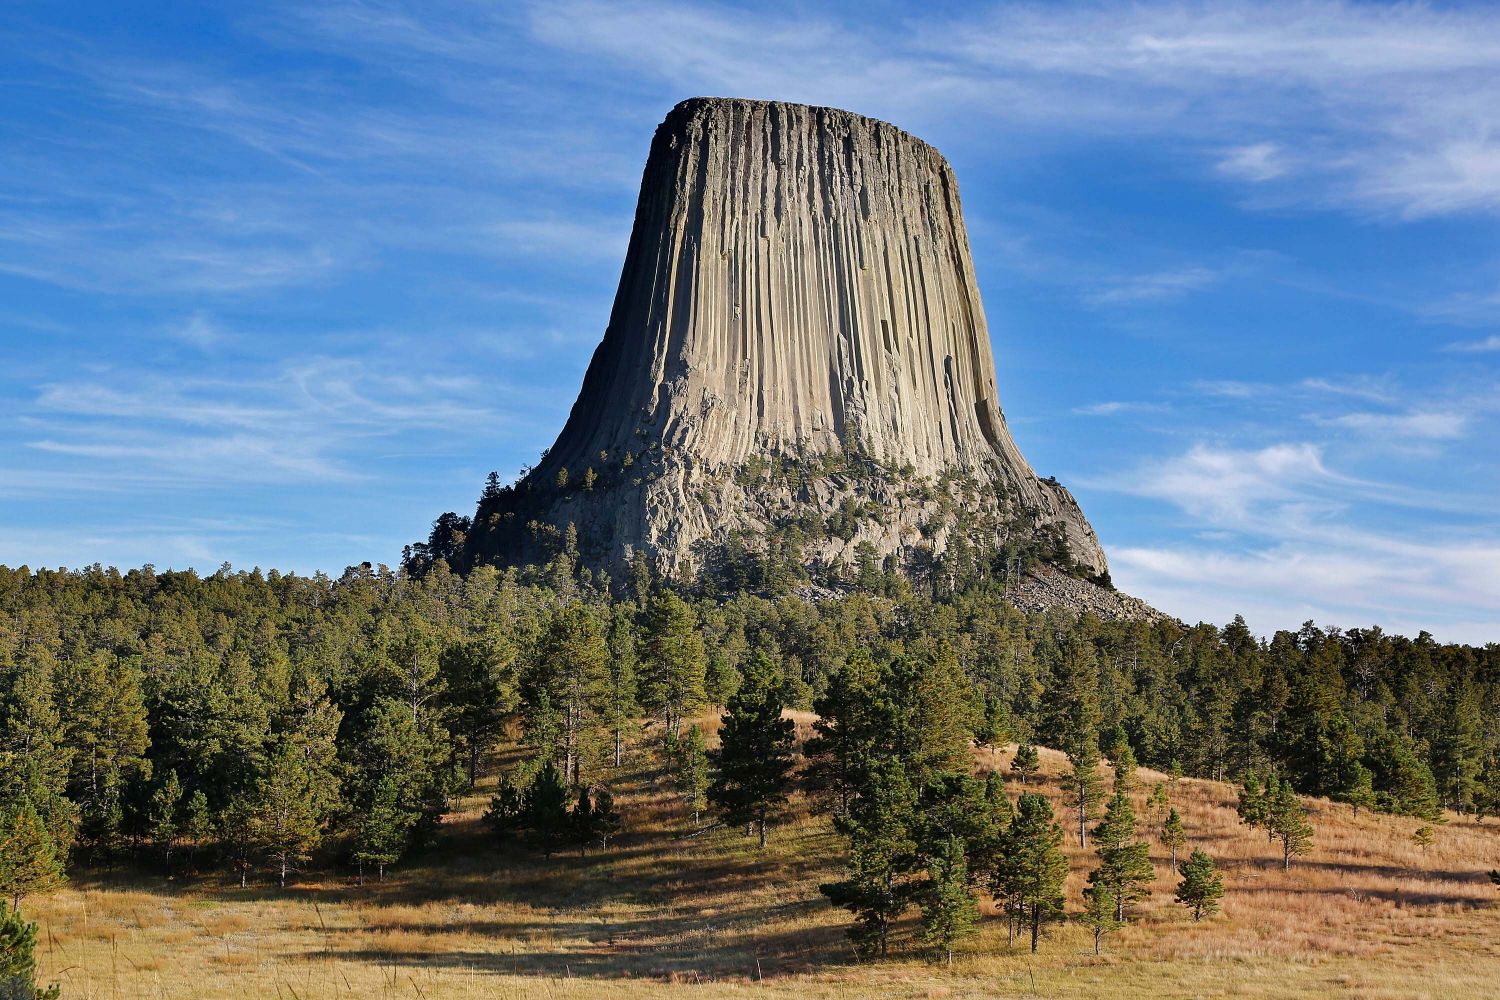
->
xmin=31 ymin=722 xmax=1500 ymax=999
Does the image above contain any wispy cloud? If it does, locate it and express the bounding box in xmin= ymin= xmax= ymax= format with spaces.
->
xmin=1321 ymin=410 xmax=1468 ymax=440
xmin=1217 ymin=142 xmax=1287 ymax=183
xmin=1085 ymin=266 xmax=1222 ymax=305
xmin=1072 ymin=401 xmax=1170 ymax=417
xmin=1445 ymin=334 xmax=1500 ymax=353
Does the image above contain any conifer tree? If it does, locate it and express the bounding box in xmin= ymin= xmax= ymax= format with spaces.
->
xmin=182 ymin=789 xmax=212 ymax=872
xmin=1079 ymin=883 xmax=1122 ymax=954
xmin=821 ymin=759 xmax=920 ymax=958
xmin=0 ymin=650 xmax=74 ymax=853
xmin=1109 ymin=737 xmax=1138 ymax=797
xmin=1065 ymin=743 xmax=1105 ymax=849
xmin=604 ymin=606 xmax=640 ymax=768
xmin=999 ymin=792 xmax=1069 ymax=953
xmin=1268 ymin=781 xmax=1313 ymax=870
xmin=1340 ymin=763 xmax=1377 ymax=819
xmin=984 ymin=770 xmax=1014 ymax=827
xmin=0 ymin=902 xmax=60 ymax=1000
xmin=439 ymin=632 xmax=516 ymax=786
xmin=709 ymin=653 xmax=795 ymax=847
xmin=1175 ymin=847 xmax=1224 ymax=920
xmin=147 ymin=769 xmax=183 ymax=876
xmin=251 ymin=740 xmax=332 ymax=888
xmin=1147 ymin=782 xmax=1170 ymax=828
xmin=1010 ymin=742 xmax=1040 ymax=786
xmin=218 ymin=794 xmax=257 ymax=888
xmin=920 ymin=836 xmax=977 ymax=965
xmin=1411 ymin=825 xmax=1434 ymax=854
xmin=637 ymin=592 xmax=706 ymax=740
xmin=0 ymin=802 xmax=66 ymax=913
xmin=973 ymin=694 xmax=1007 ymax=766
xmin=807 ymin=649 xmax=880 ymax=813
xmin=911 ymin=646 xmax=977 ymax=779
xmin=1237 ymin=772 xmax=1268 ymax=832
xmin=671 ymin=725 xmax=710 ymax=827
xmin=524 ymin=761 xmax=571 ymax=857
xmin=1161 ymin=807 xmax=1187 ymax=874
xmin=57 ymin=649 xmax=150 ymax=858
xmin=526 ymin=602 xmax=611 ymax=784
xmin=353 ymin=777 xmax=410 ymax=883
xmin=1089 ymin=791 xmax=1154 ymax=922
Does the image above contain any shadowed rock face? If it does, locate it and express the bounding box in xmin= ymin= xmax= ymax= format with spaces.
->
xmin=476 ymin=97 xmax=1107 ymax=584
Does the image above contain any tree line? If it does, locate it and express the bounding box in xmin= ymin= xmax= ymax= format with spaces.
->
xmin=1 ymin=556 xmax=1496 ymax=957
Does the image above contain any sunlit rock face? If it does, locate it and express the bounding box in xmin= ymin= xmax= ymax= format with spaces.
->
xmin=472 ymin=97 xmax=1107 ymax=586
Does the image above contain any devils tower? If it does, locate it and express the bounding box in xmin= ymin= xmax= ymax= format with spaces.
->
xmin=456 ymin=97 xmax=1109 ymax=590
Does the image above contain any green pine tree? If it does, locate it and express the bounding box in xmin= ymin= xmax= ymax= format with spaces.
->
xmin=1161 ymin=807 xmax=1187 ymax=874
xmin=921 ymin=837 xmax=978 ymax=965
xmin=1268 ymin=781 xmax=1313 ymax=870
xmin=672 ymin=725 xmax=710 ymax=827
xmin=250 ymin=740 xmax=332 ymax=888
xmin=0 ymin=902 xmax=60 ymax=1000
xmin=353 ymin=776 xmax=412 ymax=883
xmin=439 ymin=632 xmax=517 ymax=786
xmin=821 ymin=759 xmax=920 ymax=958
xmin=708 ymin=653 xmax=795 ymax=847
xmin=0 ymin=802 xmax=66 ymax=913
xmin=637 ymin=593 xmax=707 ymax=740
xmin=1090 ymin=792 xmax=1154 ymax=922
xmin=1175 ymin=847 xmax=1225 ymax=920
xmin=999 ymin=792 xmax=1069 ymax=953
xmin=604 ymin=606 xmax=640 ymax=768
xmin=147 ymin=769 xmax=183 ymax=876
xmin=1079 ymin=883 xmax=1122 ymax=954
xmin=1010 ymin=742 xmax=1040 ymax=786
xmin=1339 ymin=763 xmax=1377 ymax=819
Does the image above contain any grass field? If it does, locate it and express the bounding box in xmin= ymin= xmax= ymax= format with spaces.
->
xmin=29 ymin=712 xmax=1500 ymax=999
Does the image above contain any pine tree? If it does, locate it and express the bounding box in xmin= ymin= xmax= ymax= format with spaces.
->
xmin=147 ymin=769 xmax=183 ymax=876
xmin=57 ymin=649 xmax=150 ymax=859
xmin=1090 ymin=792 xmax=1154 ymax=922
xmin=637 ymin=593 xmax=706 ymax=740
xmin=0 ymin=802 xmax=66 ymax=912
xmin=251 ymin=740 xmax=331 ymax=888
xmin=0 ymin=902 xmax=60 ymax=1000
xmin=1010 ymin=742 xmax=1040 ymax=786
xmin=999 ymin=792 xmax=1069 ymax=953
xmin=1064 ymin=743 xmax=1105 ymax=849
xmin=604 ymin=606 xmax=640 ymax=768
xmin=1108 ymin=737 xmax=1138 ymax=797
xmin=353 ymin=777 xmax=411 ymax=883
xmin=671 ymin=725 xmax=710 ymax=827
xmin=182 ymin=790 xmax=212 ymax=872
xmin=807 ymin=649 xmax=880 ymax=813
xmin=1339 ymin=763 xmax=1377 ymax=819
xmin=524 ymin=602 xmax=610 ymax=784
xmin=0 ymin=650 xmax=75 ymax=854
xmin=709 ymin=653 xmax=795 ymax=847
xmin=1079 ymin=883 xmax=1122 ymax=954
xmin=973 ymin=694 xmax=1007 ymax=766
xmin=1411 ymin=825 xmax=1434 ymax=854
xmin=1237 ymin=772 xmax=1268 ymax=832
xmin=218 ymin=794 xmax=257 ymax=888
xmin=1175 ymin=847 xmax=1224 ymax=920
xmin=439 ymin=633 xmax=516 ymax=786
xmin=821 ymin=759 xmax=920 ymax=958
xmin=1161 ymin=807 xmax=1187 ymax=874
xmin=984 ymin=770 xmax=1015 ymax=827
xmin=1268 ymin=781 xmax=1313 ymax=870
xmin=523 ymin=762 xmax=571 ymax=857
xmin=920 ymin=837 xmax=977 ymax=965
xmin=1147 ymin=783 xmax=1170 ymax=828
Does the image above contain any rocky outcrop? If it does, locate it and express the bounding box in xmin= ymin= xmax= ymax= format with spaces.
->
xmin=468 ymin=97 xmax=1108 ymax=587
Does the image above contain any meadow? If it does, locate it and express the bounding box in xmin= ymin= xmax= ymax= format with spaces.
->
xmin=29 ymin=714 xmax=1500 ymax=999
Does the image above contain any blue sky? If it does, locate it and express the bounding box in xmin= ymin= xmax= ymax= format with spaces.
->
xmin=3 ymin=1 xmax=1498 ymax=642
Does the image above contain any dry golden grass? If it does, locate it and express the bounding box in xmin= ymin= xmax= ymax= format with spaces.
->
xmin=30 ymin=713 xmax=1500 ymax=999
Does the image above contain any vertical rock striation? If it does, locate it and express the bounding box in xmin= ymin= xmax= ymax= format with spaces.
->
xmin=469 ymin=97 xmax=1107 ymax=585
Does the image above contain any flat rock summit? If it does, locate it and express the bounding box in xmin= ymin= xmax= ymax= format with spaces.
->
xmin=458 ymin=97 xmax=1115 ymax=598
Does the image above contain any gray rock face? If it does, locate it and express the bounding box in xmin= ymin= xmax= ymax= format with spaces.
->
xmin=483 ymin=97 xmax=1107 ymax=584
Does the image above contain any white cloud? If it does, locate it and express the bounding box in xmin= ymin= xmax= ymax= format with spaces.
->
xmin=1085 ymin=266 xmax=1222 ymax=305
xmin=1322 ymin=410 xmax=1468 ymax=440
xmin=1217 ymin=142 xmax=1287 ymax=183
xmin=1072 ymin=401 xmax=1170 ymax=417
xmin=1445 ymin=334 xmax=1500 ymax=352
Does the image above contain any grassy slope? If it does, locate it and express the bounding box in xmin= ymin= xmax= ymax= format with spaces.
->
xmin=31 ymin=711 xmax=1500 ymax=999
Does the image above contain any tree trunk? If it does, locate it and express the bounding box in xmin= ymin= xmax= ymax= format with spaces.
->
xmin=614 ymin=729 xmax=622 ymax=768
xmin=357 ymin=859 xmax=364 ymax=886
xmin=1030 ymin=904 xmax=1041 ymax=953
xmin=469 ymin=742 xmax=480 ymax=787
xmin=280 ymin=854 xmax=288 ymax=888
xmin=758 ymin=807 xmax=767 ymax=848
